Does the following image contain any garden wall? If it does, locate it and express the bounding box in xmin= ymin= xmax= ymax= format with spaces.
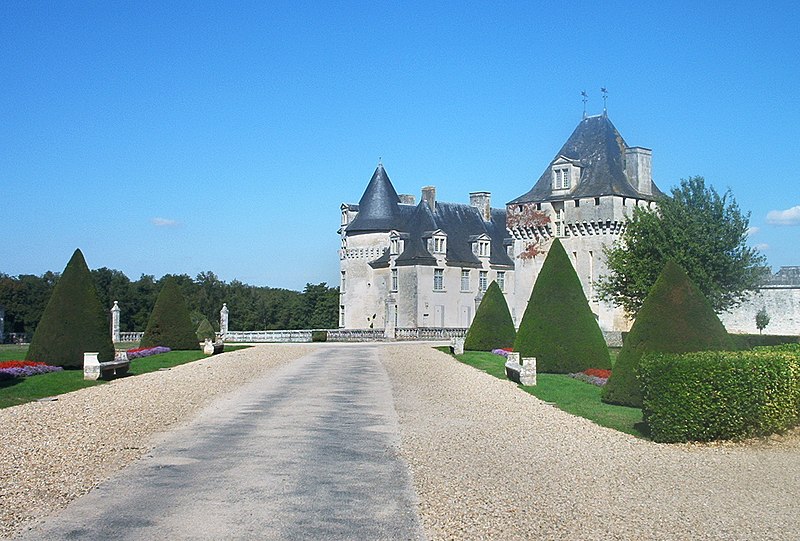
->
xmin=719 ymin=286 xmax=800 ymax=335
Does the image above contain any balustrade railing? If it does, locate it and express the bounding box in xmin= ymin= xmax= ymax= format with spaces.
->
xmin=117 ymin=332 xmax=144 ymax=343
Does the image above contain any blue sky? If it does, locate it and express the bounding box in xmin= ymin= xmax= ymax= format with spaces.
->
xmin=2 ymin=1 xmax=799 ymax=290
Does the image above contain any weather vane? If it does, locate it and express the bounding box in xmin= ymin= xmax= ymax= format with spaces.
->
xmin=601 ymin=87 xmax=608 ymax=115
xmin=581 ymin=90 xmax=588 ymax=119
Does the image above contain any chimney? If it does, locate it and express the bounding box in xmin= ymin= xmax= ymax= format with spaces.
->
xmin=399 ymin=194 xmax=416 ymax=205
xmin=469 ymin=191 xmax=492 ymax=221
xmin=625 ymin=147 xmax=653 ymax=195
xmin=421 ymin=186 xmax=436 ymax=211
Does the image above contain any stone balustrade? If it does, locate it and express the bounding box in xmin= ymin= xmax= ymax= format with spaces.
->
xmin=118 ymin=332 xmax=144 ymax=343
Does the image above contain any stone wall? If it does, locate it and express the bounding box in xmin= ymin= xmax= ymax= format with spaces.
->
xmin=719 ymin=287 xmax=800 ymax=336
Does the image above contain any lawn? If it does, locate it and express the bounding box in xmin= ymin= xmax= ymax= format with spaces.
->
xmin=0 ymin=345 xmax=249 ymax=409
xmin=439 ymin=347 xmax=647 ymax=438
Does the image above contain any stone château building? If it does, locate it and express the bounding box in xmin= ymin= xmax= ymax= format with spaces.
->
xmin=339 ymin=113 xmax=662 ymax=335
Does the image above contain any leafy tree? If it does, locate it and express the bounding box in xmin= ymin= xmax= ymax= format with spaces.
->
xmin=514 ymin=238 xmax=611 ymax=373
xmin=755 ymin=307 xmax=771 ymax=335
xmin=601 ymin=261 xmax=732 ymax=407
xmin=597 ymin=176 xmax=765 ymax=315
xmin=464 ymin=281 xmax=515 ymax=351
xmin=26 ymin=249 xmax=115 ymax=368
xmin=140 ymin=278 xmax=199 ymax=350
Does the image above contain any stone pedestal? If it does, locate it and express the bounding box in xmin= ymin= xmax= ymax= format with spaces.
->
xmin=220 ymin=303 xmax=229 ymax=337
xmin=504 ymin=353 xmax=537 ymax=386
xmin=110 ymin=301 xmax=121 ymax=343
xmin=451 ymin=337 xmax=465 ymax=355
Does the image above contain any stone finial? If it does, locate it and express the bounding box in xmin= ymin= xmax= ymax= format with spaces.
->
xmin=220 ymin=303 xmax=229 ymax=336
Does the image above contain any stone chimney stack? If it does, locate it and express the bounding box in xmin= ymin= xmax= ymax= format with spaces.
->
xmin=422 ymin=186 xmax=436 ymax=211
xmin=625 ymin=147 xmax=653 ymax=195
xmin=469 ymin=191 xmax=492 ymax=221
xmin=399 ymin=194 xmax=416 ymax=205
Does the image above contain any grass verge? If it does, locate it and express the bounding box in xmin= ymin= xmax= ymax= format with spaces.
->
xmin=437 ymin=346 xmax=647 ymax=438
xmin=0 ymin=345 xmax=250 ymax=409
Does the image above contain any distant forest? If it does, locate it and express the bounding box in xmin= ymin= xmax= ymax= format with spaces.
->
xmin=0 ymin=269 xmax=339 ymax=337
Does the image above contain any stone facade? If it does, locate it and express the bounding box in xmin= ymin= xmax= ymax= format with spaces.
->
xmin=340 ymin=114 xmax=661 ymax=334
xmin=719 ymin=268 xmax=800 ymax=335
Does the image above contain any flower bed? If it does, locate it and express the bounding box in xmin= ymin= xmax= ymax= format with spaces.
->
xmin=568 ymin=368 xmax=611 ymax=386
xmin=125 ymin=346 xmax=171 ymax=359
xmin=0 ymin=361 xmax=64 ymax=380
xmin=491 ymin=348 xmax=513 ymax=358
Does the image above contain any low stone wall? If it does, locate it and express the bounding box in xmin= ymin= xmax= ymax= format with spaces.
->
xmin=719 ymin=287 xmax=800 ymax=336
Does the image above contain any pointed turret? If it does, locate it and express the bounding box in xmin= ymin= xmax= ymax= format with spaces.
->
xmin=346 ymin=163 xmax=405 ymax=233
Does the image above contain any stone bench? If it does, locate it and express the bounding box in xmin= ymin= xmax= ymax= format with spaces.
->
xmin=504 ymin=352 xmax=537 ymax=386
xmin=84 ymin=352 xmax=130 ymax=380
xmin=202 ymin=339 xmax=224 ymax=355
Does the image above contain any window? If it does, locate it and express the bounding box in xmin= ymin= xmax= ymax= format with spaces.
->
xmin=461 ymin=269 xmax=470 ymax=291
xmin=574 ymin=199 xmax=580 ymax=208
xmin=554 ymin=167 xmax=571 ymax=190
xmin=479 ymin=271 xmax=488 ymax=292
xmin=476 ymin=240 xmax=490 ymax=257
xmin=390 ymin=238 xmax=399 ymax=255
xmin=554 ymin=208 xmax=563 ymax=237
xmin=594 ymin=197 xmax=601 ymax=206
xmin=433 ymin=236 xmax=446 ymax=254
xmin=339 ymin=305 xmax=345 ymax=327
xmin=433 ymin=269 xmax=444 ymax=291
xmin=391 ymin=269 xmax=398 ymax=292
xmin=340 ymin=271 xmax=346 ymax=292
xmin=341 ymin=210 xmax=348 ymax=226
xmin=497 ymin=271 xmax=505 ymax=292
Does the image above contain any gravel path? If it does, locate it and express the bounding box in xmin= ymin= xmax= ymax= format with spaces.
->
xmin=382 ymin=344 xmax=800 ymax=541
xmin=0 ymin=345 xmax=313 ymax=538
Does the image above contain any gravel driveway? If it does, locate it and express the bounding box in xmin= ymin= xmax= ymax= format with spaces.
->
xmin=382 ymin=344 xmax=800 ymax=540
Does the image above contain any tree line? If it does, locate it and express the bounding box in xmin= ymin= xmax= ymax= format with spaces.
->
xmin=0 ymin=269 xmax=339 ymax=338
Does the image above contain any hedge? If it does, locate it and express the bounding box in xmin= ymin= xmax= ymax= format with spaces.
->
xmin=464 ymin=281 xmax=515 ymax=351
xmin=140 ymin=278 xmax=199 ymax=350
xmin=729 ymin=334 xmax=799 ymax=351
xmin=640 ymin=349 xmax=800 ymax=443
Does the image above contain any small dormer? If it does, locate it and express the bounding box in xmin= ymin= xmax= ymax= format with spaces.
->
xmin=470 ymin=233 xmax=491 ymax=258
xmin=425 ymin=229 xmax=447 ymax=255
xmin=389 ymin=230 xmax=408 ymax=256
xmin=551 ymin=156 xmax=581 ymax=192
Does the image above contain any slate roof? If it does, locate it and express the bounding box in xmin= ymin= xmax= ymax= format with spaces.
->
xmin=347 ymin=164 xmax=412 ymax=234
xmin=509 ymin=115 xmax=663 ymax=205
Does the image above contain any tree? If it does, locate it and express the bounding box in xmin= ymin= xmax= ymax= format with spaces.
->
xmin=514 ymin=238 xmax=611 ymax=373
xmin=755 ymin=307 xmax=770 ymax=335
xmin=140 ymin=278 xmax=199 ymax=350
xmin=597 ymin=176 xmax=765 ymax=315
xmin=26 ymin=249 xmax=115 ymax=368
xmin=464 ymin=281 xmax=515 ymax=351
xmin=601 ymin=261 xmax=732 ymax=407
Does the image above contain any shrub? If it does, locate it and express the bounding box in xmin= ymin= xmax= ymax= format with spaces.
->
xmin=311 ymin=330 xmax=327 ymax=342
xmin=602 ymin=261 xmax=732 ymax=407
xmin=140 ymin=278 xmax=199 ymax=350
xmin=196 ymin=318 xmax=216 ymax=342
xmin=464 ymin=281 xmax=515 ymax=351
xmin=514 ymin=238 xmax=611 ymax=373
xmin=26 ymin=249 xmax=115 ymax=368
xmin=640 ymin=349 xmax=800 ymax=442
xmin=729 ymin=334 xmax=799 ymax=350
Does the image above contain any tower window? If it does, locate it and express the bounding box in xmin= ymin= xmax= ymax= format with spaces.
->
xmin=497 ymin=271 xmax=505 ymax=292
xmin=391 ymin=269 xmax=398 ymax=292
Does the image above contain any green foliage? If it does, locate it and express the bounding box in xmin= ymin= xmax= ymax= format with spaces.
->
xmin=311 ymin=330 xmax=328 ymax=342
xmin=196 ymin=318 xmax=216 ymax=341
xmin=597 ymin=176 xmax=766 ymax=315
xmin=640 ymin=349 xmax=800 ymax=442
xmin=0 ymin=271 xmax=58 ymax=337
xmin=464 ymin=281 xmax=515 ymax=351
xmin=140 ymin=278 xmax=200 ymax=350
xmin=729 ymin=333 xmax=799 ymax=350
xmin=602 ymin=261 xmax=732 ymax=407
xmin=514 ymin=239 xmax=611 ymax=373
xmin=755 ymin=307 xmax=771 ymax=334
xmin=26 ymin=249 xmax=115 ymax=368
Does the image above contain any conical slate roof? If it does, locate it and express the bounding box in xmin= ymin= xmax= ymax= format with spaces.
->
xmin=509 ymin=115 xmax=662 ymax=204
xmin=346 ymin=164 xmax=405 ymax=233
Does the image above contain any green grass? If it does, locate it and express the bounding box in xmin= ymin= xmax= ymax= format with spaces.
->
xmin=438 ymin=347 xmax=648 ymax=438
xmin=0 ymin=345 xmax=250 ymax=409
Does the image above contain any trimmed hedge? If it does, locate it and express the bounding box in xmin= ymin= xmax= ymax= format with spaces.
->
xmin=640 ymin=349 xmax=800 ymax=443
xmin=140 ymin=278 xmax=199 ymax=350
xmin=26 ymin=249 xmax=115 ymax=368
xmin=729 ymin=334 xmax=799 ymax=351
xmin=196 ymin=318 xmax=216 ymax=342
xmin=464 ymin=281 xmax=515 ymax=351
xmin=514 ymin=238 xmax=611 ymax=373
xmin=602 ymin=260 xmax=732 ymax=407
xmin=311 ymin=330 xmax=328 ymax=342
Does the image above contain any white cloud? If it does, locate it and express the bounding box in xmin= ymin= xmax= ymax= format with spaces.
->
xmin=754 ymin=243 xmax=770 ymax=251
xmin=151 ymin=217 xmax=179 ymax=227
xmin=746 ymin=226 xmax=760 ymax=236
xmin=766 ymin=206 xmax=800 ymax=226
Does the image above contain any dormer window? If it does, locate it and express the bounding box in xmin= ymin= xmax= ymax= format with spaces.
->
xmin=426 ymin=231 xmax=447 ymax=255
xmin=475 ymin=240 xmax=490 ymax=257
xmin=341 ymin=210 xmax=348 ymax=226
xmin=433 ymin=237 xmax=446 ymax=254
xmin=389 ymin=231 xmax=404 ymax=255
xmin=553 ymin=167 xmax=571 ymax=190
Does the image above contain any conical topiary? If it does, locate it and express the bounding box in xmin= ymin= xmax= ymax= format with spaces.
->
xmin=514 ymin=238 xmax=611 ymax=373
xmin=26 ymin=249 xmax=115 ymax=368
xmin=602 ymin=260 xmax=733 ymax=407
xmin=464 ymin=281 xmax=516 ymax=351
xmin=196 ymin=317 xmax=216 ymax=342
xmin=140 ymin=278 xmax=200 ymax=350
